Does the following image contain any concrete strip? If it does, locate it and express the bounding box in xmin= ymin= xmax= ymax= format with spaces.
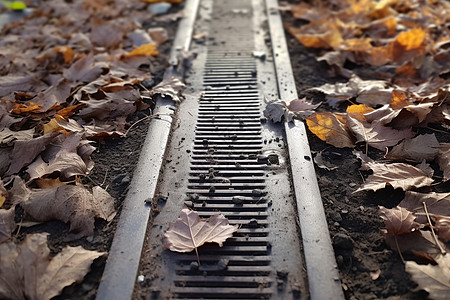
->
xmin=265 ymin=0 xmax=345 ymax=299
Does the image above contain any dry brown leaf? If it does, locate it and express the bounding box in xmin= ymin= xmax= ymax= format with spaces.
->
xmin=379 ymin=206 xmax=420 ymax=235
xmin=306 ymin=112 xmax=355 ymax=148
xmin=386 ymin=134 xmax=440 ymax=162
xmin=307 ymin=75 xmax=393 ymax=108
xmin=148 ymin=27 xmax=168 ymax=46
xmin=399 ymin=191 xmax=450 ymax=224
xmin=264 ymin=98 xmax=320 ymax=122
xmin=0 ymin=75 xmax=44 ymax=98
xmin=90 ymin=18 xmax=124 ymax=49
xmin=0 ymin=233 xmax=105 ymax=300
xmin=434 ymin=216 xmax=450 ymax=243
xmin=355 ymin=161 xmax=434 ymax=192
xmin=10 ymin=178 xmax=115 ymax=239
xmin=63 ymin=53 xmax=109 ymax=83
xmin=26 ymin=133 xmax=94 ymax=181
xmin=405 ymin=254 xmax=450 ymax=300
xmin=386 ymin=230 xmax=450 ymax=259
xmin=0 ymin=209 xmax=15 ymax=244
xmin=390 ymin=90 xmax=414 ymax=110
xmin=163 ymin=208 xmax=238 ymax=254
xmin=437 ymin=143 xmax=450 ymax=181
xmin=151 ymin=76 xmax=185 ymax=102
xmin=5 ymin=132 xmax=59 ymax=177
xmin=347 ymin=116 xmax=414 ymax=150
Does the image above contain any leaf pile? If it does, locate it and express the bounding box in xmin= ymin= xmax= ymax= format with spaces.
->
xmin=0 ymin=0 xmax=185 ymax=297
xmin=283 ymin=0 xmax=450 ymax=297
xmin=0 ymin=233 xmax=104 ymax=300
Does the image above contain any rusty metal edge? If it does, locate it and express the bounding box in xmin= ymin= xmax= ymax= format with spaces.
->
xmin=95 ymin=0 xmax=200 ymax=299
xmin=264 ymin=0 xmax=345 ymax=299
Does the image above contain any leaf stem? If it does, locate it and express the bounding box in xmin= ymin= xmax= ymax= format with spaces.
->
xmin=422 ymin=201 xmax=446 ymax=255
xmin=394 ymin=236 xmax=405 ymax=263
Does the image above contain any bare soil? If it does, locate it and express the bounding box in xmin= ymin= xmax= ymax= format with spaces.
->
xmin=282 ymin=12 xmax=449 ymax=300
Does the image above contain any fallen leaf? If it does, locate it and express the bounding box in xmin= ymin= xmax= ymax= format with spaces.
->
xmin=307 ymin=75 xmax=393 ymax=108
xmin=437 ymin=143 xmax=450 ymax=181
xmin=355 ymin=161 xmax=434 ymax=192
xmin=434 ymin=216 xmax=450 ymax=243
xmin=386 ymin=134 xmax=440 ymax=162
xmin=264 ymin=101 xmax=286 ymax=123
xmin=346 ymin=104 xmax=374 ymax=120
xmin=10 ymin=178 xmax=115 ymax=239
xmin=26 ymin=133 xmax=94 ymax=181
xmin=386 ymin=230 xmax=450 ymax=259
xmin=163 ymin=208 xmax=238 ymax=255
xmin=0 ymin=209 xmax=15 ymax=244
xmin=390 ymin=90 xmax=414 ymax=110
xmin=264 ymin=98 xmax=320 ymax=122
xmin=0 ymin=180 xmax=7 ymax=208
xmin=405 ymin=254 xmax=450 ymax=300
xmin=121 ymin=43 xmax=159 ymax=59
xmin=63 ymin=53 xmax=109 ymax=83
xmin=148 ymin=27 xmax=168 ymax=46
xmin=0 ymin=233 xmax=104 ymax=300
xmin=11 ymin=102 xmax=42 ymax=114
xmin=416 ymin=160 xmax=435 ymax=178
xmin=90 ymin=18 xmax=124 ymax=49
xmin=379 ymin=206 xmax=420 ymax=235
xmin=0 ymin=75 xmax=44 ymax=98
xmin=306 ymin=112 xmax=355 ymax=148
xmin=347 ymin=116 xmax=414 ymax=150
xmin=399 ymin=191 xmax=450 ymax=224
xmin=151 ymin=76 xmax=185 ymax=102
xmin=5 ymin=132 xmax=59 ymax=176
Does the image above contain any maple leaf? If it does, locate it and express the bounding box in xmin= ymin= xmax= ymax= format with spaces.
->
xmin=355 ymin=161 xmax=434 ymax=192
xmin=0 ymin=209 xmax=15 ymax=244
xmin=151 ymin=76 xmax=185 ymax=102
xmin=405 ymin=254 xmax=450 ymax=300
xmin=386 ymin=134 xmax=440 ymax=162
xmin=0 ymin=233 xmax=104 ymax=300
xmin=10 ymin=178 xmax=116 ymax=239
xmin=163 ymin=208 xmax=238 ymax=263
xmin=347 ymin=116 xmax=414 ymax=151
xmin=379 ymin=206 xmax=420 ymax=235
xmin=306 ymin=112 xmax=355 ymax=148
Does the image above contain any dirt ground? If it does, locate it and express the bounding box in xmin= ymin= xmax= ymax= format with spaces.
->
xmin=282 ymin=12 xmax=449 ymax=300
xmin=9 ymin=1 xmax=446 ymax=299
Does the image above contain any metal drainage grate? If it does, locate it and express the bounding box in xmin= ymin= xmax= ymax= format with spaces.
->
xmin=170 ymin=1 xmax=273 ymax=299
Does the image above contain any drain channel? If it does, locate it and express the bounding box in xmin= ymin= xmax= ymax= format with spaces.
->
xmin=139 ymin=0 xmax=308 ymax=299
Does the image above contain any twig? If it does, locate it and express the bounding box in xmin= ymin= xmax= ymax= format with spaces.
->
xmin=394 ymin=236 xmax=405 ymax=263
xmin=15 ymin=215 xmax=24 ymax=238
xmin=422 ymin=202 xmax=446 ymax=255
xmin=101 ymin=169 xmax=108 ymax=187
xmin=125 ymin=113 xmax=173 ymax=136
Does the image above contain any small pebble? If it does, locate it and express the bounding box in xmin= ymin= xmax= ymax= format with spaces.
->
xmin=349 ymin=182 xmax=357 ymax=187
xmin=333 ymin=233 xmax=354 ymax=250
xmin=218 ymin=259 xmax=229 ymax=270
xmin=137 ymin=275 xmax=145 ymax=283
xmin=190 ymin=261 xmax=199 ymax=271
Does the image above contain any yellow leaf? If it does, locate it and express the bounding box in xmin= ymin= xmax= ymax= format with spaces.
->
xmin=43 ymin=117 xmax=69 ymax=135
xmin=122 ymin=43 xmax=159 ymax=59
xmin=306 ymin=112 xmax=355 ymax=148
xmin=57 ymin=104 xmax=84 ymax=119
xmin=395 ymin=28 xmax=426 ymax=51
xmin=140 ymin=0 xmax=182 ymax=3
xmin=54 ymin=46 xmax=75 ymax=64
xmin=346 ymin=104 xmax=374 ymax=120
xmin=390 ymin=91 xmax=413 ymax=110
xmin=12 ymin=102 xmax=42 ymax=114
xmin=0 ymin=195 xmax=5 ymax=208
